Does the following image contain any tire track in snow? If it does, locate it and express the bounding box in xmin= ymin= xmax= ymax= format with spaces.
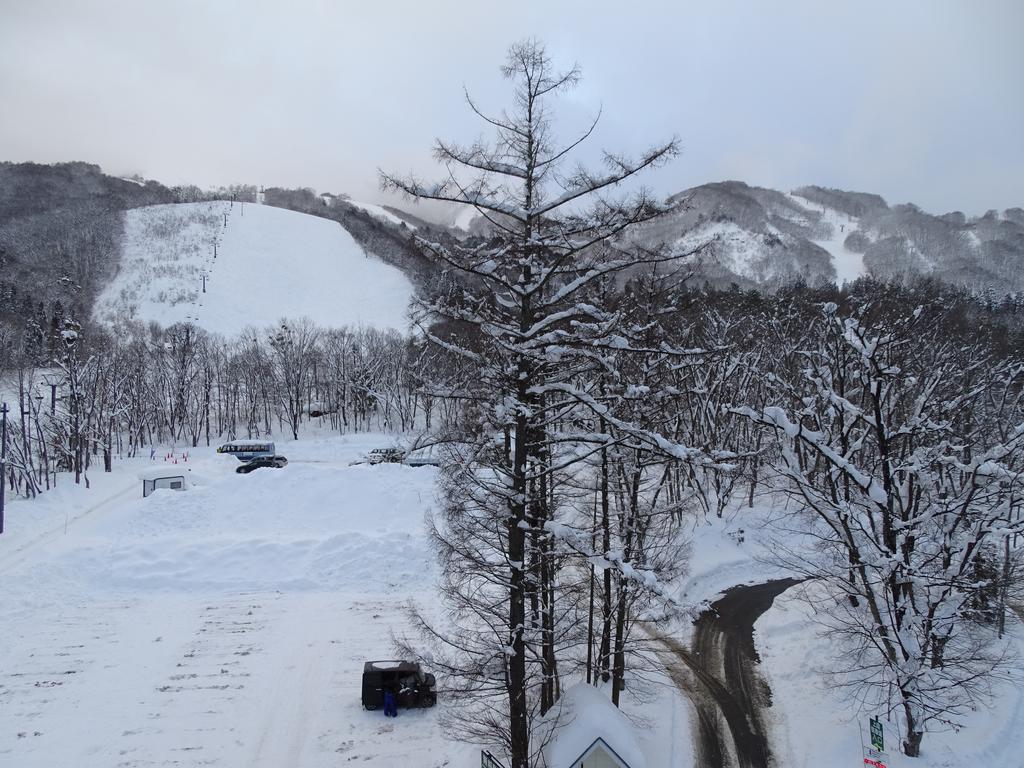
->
xmin=655 ymin=578 xmax=800 ymax=768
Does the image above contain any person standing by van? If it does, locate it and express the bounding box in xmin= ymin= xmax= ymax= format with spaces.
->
xmin=383 ymin=687 xmax=398 ymax=717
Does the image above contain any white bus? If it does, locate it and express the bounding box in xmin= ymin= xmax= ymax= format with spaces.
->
xmin=216 ymin=440 xmax=275 ymax=461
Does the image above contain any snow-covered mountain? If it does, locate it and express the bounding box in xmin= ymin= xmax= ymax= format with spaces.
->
xmin=377 ymin=181 xmax=1022 ymax=294
xmin=92 ymin=201 xmax=414 ymax=336
xmin=627 ymin=181 xmax=1024 ymax=291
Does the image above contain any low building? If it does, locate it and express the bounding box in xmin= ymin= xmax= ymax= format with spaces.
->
xmin=138 ymin=467 xmax=190 ymax=498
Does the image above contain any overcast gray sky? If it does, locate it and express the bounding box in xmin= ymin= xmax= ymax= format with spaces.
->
xmin=1 ymin=0 xmax=1020 ymax=215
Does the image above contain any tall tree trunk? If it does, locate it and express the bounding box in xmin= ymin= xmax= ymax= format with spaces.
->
xmin=599 ymin=423 xmax=612 ymax=684
xmin=902 ymin=699 xmax=923 ymax=757
xmin=611 ymin=577 xmax=628 ymax=706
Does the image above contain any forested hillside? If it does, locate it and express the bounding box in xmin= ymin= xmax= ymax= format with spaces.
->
xmin=0 ymin=162 xmax=176 ymax=355
xmin=623 ymin=180 xmax=1024 ymax=291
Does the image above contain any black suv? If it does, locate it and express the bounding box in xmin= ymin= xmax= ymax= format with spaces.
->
xmin=361 ymin=660 xmax=437 ymax=710
xmin=235 ymin=455 xmax=288 ymax=474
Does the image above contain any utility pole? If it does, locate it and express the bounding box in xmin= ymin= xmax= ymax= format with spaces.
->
xmin=1 ymin=401 xmax=8 ymax=534
xmin=202 ymin=273 xmax=207 ymax=293
xmin=213 ymin=239 xmax=217 ymax=259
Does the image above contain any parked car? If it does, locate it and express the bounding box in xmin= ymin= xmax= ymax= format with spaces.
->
xmin=361 ymin=660 xmax=437 ymax=710
xmin=403 ymin=444 xmax=443 ymax=467
xmin=235 ymin=455 xmax=288 ymax=474
xmin=366 ymin=448 xmax=406 ymax=465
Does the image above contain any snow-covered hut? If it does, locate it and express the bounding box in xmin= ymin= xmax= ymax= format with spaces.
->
xmin=139 ymin=467 xmax=190 ymax=498
xmin=544 ymin=684 xmax=646 ymax=768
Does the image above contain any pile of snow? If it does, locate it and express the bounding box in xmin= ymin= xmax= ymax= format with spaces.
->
xmin=94 ymin=202 xmax=414 ymax=336
xmin=674 ymin=508 xmax=1024 ymax=768
xmin=544 ymin=683 xmax=647 ymax=768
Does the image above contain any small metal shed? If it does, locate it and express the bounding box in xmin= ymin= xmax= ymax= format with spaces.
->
xmin=139 ymin=467 xmax=190 ymax=498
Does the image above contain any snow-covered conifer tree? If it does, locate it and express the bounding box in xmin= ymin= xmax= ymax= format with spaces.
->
xmin=382 ymin=40 xmax=704 ymax=767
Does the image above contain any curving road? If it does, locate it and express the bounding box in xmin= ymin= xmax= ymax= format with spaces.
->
xmin=657 ymin=578 xmax=801 ymax=768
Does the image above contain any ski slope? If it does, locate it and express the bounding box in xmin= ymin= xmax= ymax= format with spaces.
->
xmin=788 ymin=193 xmax=868 ymax=284
xmin=94 ymin=202 xmax=414 ymax=336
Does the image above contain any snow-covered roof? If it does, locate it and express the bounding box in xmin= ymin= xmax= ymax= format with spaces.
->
xmin=544 ymin=683 xmax=646 ymax=768
xmin=365 ymin=660 xmax=414 ymax=672
xmin=138 ymin=467 xmax=189 ymax=481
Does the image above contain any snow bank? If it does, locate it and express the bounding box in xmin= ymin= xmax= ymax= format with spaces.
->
xmin=36 ymin=459 xmax=435 ymax=594
xmin=756 ymin=555 xmax=1024 ymax=768
xmin=545 ymin=683 xmax=647 ymax=768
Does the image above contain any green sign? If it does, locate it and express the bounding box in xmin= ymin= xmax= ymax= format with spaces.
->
xmin=869 ymin=717 xmax=884 ymax=751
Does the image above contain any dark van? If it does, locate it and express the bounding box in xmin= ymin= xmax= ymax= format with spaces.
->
xmin=361 ymin=660 xmax=437 ymax=710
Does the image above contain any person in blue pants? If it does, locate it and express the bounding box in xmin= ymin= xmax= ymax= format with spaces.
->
xmin=383 ymin=688 xmax=398 ymax=717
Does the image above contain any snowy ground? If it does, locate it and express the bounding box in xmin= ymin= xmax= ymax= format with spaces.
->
xmin=759 ymin=583 xmax=1024 ymax=768
xmin=677 ymin=505 xmax=1024 ymax=768
xmin=0 ymin=433 xmax=687 ymax=768
xmin=0 ymin=434 xmax=471 ymax=768
xmin=93 ymin=202 xmax=414 ymax=336
xmin=4 ymin=440 xmax=1020 ymax=768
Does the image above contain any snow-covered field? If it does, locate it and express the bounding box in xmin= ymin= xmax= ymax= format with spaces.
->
xmin=0 ymin=434 xmax=472 ymax=768
xmin=3 ymin=438 xmax=1021 ymax=768
xmin=93 ymin=202 xmax=414 ymax=336
xmin=0 ymin=431 xmax=694 ymax=768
